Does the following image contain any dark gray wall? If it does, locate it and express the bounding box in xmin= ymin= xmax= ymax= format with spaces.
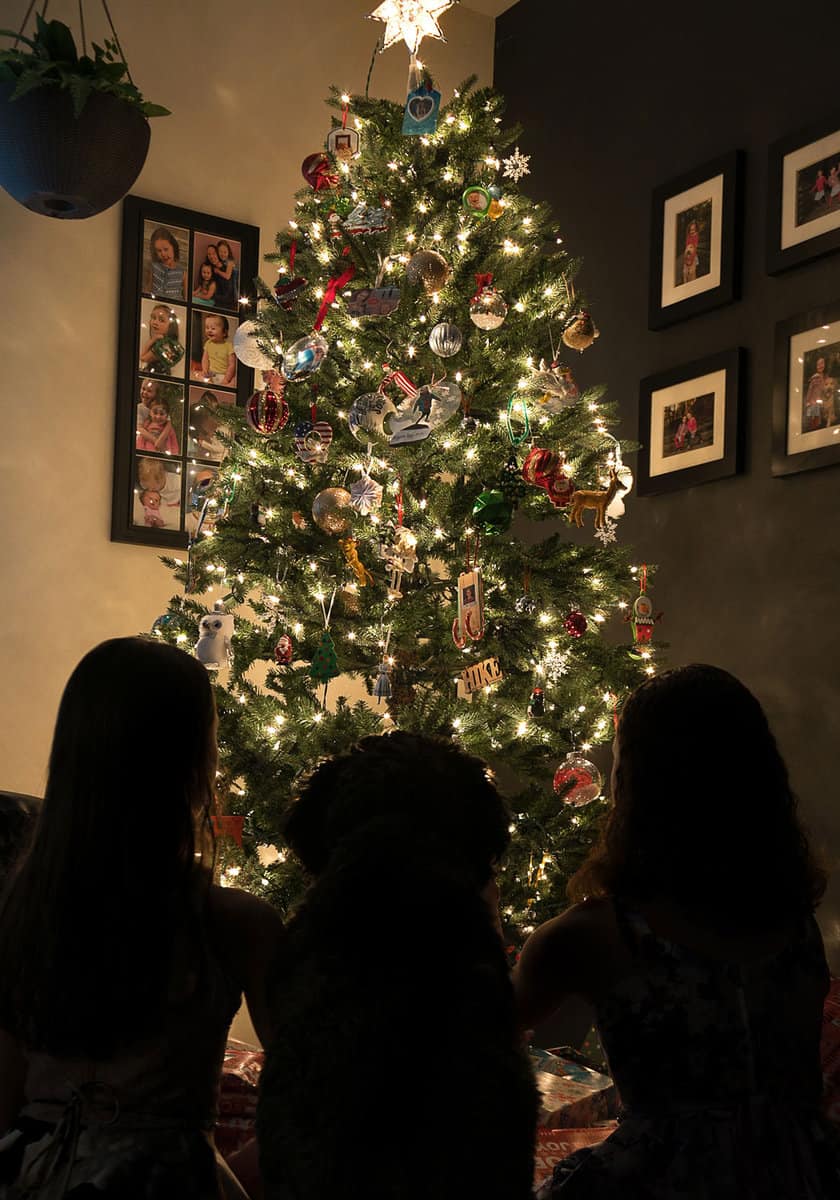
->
xmin=496 ymin=0 xmax=840 ymax=965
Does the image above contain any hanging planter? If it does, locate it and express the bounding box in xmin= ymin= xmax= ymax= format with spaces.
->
xmin=0 ymin=12 xmax=169 ymax=219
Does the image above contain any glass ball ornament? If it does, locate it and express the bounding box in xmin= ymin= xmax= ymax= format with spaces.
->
xmin=348 ymin=391 xmax=395 ymax=445
xmin=429 ymin=321 xmax=463 ymax=358
xmin=233 ymin=320 xmax=276 ymax=370
xmin=246 ymin=388 xmax=289 ymax=436
xmin=553 ymin=753 xmax=602 ymax=807
xmin=312 ymin=487 xmax=354 ymax=535
xmin=471 ymin=489 xmax=513 ymax=535
xmin=405 ymin=249 xmax=450 ymax=294
xmin=281 ymin=332 xmax=328 ymax=382
xmin=564 ymin=610 xmax=588 ymax=638
xmin=469 ymin=288 xmax=508 ymax=330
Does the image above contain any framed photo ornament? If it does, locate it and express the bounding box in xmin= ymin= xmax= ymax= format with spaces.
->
xmin=637 ymin=349 xmax=745 ymax=496
xmin=767 ymin=113 xmax=840 ymax=275
xmin=111 ymin=195 xmax=259 ymax=548
xmin=772 ymin=303 xmax=840 ymax=477
xmin=648 ymin=151 xmax=744 ymax=330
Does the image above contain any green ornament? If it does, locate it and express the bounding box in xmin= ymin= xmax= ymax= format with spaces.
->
xmin=309 ymin=629 xmax=339 ymax=683
xmin=472 ymin=489 xmax=513 ymax=534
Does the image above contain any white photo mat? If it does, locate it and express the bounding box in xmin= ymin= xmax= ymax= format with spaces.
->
xmin=648 ymin=368 xmax=727 ymax=478
xmin=660 ymin=174 xmax=724 ymax=310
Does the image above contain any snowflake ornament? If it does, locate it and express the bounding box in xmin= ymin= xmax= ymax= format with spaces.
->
xmin=502 ymin=146 xmax=531 ymax=183
xmin=541 ymin=650 xmax=571 ymax=683
xmin=368 ymin=0 xmax=455 ymax=54
xmin=594 ymin=517 xmax=618 ymax=546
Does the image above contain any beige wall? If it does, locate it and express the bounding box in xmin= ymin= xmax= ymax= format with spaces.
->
xmin=0 ymin=0 xmax=494 ymax=795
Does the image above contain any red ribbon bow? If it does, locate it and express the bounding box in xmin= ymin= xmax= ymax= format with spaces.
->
xmin=473 ymin=272 xmax=494 ymax=300
xmin=313 ymin=261 xmax=357 ymax=331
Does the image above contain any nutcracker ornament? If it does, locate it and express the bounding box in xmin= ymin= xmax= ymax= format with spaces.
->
xmin=626 ymin=565 xmax=662 ymax=658
xmin=528 ymin=687 xmax=545 ymax=718
xmin=379 ymin=526 xmax=418 ymax=600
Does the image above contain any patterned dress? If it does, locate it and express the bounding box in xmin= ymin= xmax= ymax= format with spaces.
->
xmin=539 ymin=904 xmax=840 ymax=1198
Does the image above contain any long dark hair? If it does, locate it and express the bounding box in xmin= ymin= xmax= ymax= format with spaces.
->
xmin=0 ymin=638 xmax=217 ymax=1057
xmin=569 ymin=664 xmax=826 ymax=931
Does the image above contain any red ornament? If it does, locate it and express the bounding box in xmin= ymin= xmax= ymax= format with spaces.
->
xmin=552 ymin=753 xmax=602 ymax=806
xmin=564 ymin=610 xmax=587 ymax=638
xmin=626 ymin=564 xmax=662 ymax=658
xmin=522 ymin=446 xmax=574 ymax=507
xmin=274 ymin=274 xmax=308 ymax=309
xmin=301 ymin=152 xmax=339 ymax=190
xmin=246 ymin=387 xmax=289 ymax=436
xmin=273 ymin=635 xmax=293 ymax=665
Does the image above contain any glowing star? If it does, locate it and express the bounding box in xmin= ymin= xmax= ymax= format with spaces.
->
xmin=368 ymin=0 xmax=456 ymax=54
xmin=502 ymin=146 xmax=531 ymax=183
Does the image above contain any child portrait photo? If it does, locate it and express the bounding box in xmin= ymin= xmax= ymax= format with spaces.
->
xmin=138 ymin=299 xmax=186 ymax=379
xmin=132 ymin=456 xmax=182 ymax=531
xmin=142 ymin=221 xmax=189 ymax=301
xmin=136 ymin=378 xmax=184 ymax=456
xmin=190 ymin=311 xmax=238 ymax=389
xmin=188 ymin=387 xmax=234 ymax=462
xmin=192 ymin=232 xmax=242 ymax=312
xmin=661 ymin=391 xmax=715 ymax=459
xmin=185 ymin=464 xmax=219 ymax=538
xmin=774 ymin=307 xmax=840 ymax=474
xmin=795 ymin=157 xmax=840 ymax=228
xmin=673 ymin=199 xmax=712 ymax=286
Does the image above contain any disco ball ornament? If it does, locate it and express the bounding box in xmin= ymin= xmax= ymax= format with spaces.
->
xmin=471 ymin=489 xmax=513 ymax=535
xmin=429 ymin=321 xmax=463 ymax=358
xmin=514 ymin=594 xmax=537 ymax=615
xmin=246 ymin=388 xmax=289 ymax=436
xmin=281 ymin=332 xmax=328 ymax=382
xmin=233 ymin=320 xmax=276 ymax=370
xmin=553 ymin=753 xmax=602 ymax=807
xmin=312 ymin=487 xmax=354 ymax=535
xmin=348 ymin=391 xmax=396 ymax=445
xmin=469 ymin=288 xmax=508 ymax=330
xmin=405 ymin=249 xmax=450 ymax=294
xmin=564 ymin=610 xmax=588 ymax=638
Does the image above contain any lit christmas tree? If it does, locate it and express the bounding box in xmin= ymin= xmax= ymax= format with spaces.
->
xmin=153 ymin=63 xmax=659 ymax=937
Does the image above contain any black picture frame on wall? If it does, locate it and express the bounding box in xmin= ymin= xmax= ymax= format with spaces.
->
xmin=637 ymin=349 xmax=745 ymax=496
xmin=772 ymin=303 xmax=840 ymax=476
xmin=648 ymin=151 xmax=743 ymax=330
xmin=767 ymin=113 xmax=840 ymax=275
xmin=112 ymin=194 xmax=259 ymax=548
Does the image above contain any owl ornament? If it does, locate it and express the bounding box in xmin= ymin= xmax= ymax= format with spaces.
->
xmin=194 ymin=604 xmax=234 ymax=670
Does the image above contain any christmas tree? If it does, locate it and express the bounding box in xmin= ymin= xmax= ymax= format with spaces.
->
xmin=153 ymin=63 xmax=658 ymax=937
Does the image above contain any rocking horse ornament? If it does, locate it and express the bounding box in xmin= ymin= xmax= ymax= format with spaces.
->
xmin=568 ymin=468 xmax=628 ymax=530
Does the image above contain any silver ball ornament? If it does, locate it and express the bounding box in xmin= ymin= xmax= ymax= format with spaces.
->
xmin=429 ymin=322 xmax=463 ymax=358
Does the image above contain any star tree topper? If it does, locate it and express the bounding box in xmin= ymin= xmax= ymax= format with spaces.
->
xmin=369 ymin=0 xmax=457 ymax=54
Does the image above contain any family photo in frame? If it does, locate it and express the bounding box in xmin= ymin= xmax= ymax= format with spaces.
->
xmin=112 ymin=196 xmax=259 ymax=548
xmin=637 ymin=349 xmax=744 ymax=495
xmin=767 ymin=112 xmax=840 ymax=274
xmin=648 ymin=151 xmax=743 ymax=330
xmin=772 ymin=302 xmax=840 ymax=476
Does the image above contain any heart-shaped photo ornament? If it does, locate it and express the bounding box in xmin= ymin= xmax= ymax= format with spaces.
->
xmin=401 ymin=85 xmax=441 ymax=136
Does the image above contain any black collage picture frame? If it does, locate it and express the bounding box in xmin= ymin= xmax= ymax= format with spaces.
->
xmin=112 ymin=195 xmax=259 ymax=548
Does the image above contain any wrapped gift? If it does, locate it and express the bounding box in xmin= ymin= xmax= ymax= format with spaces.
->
xmin=215 ymin=1039 xmax=264 ymax=1159
xmin=533 ymin=1123 xmax=618 ymax=1189
xmin=821 ymin=977 xmax=840 ymax=1128
xmin=531 ymin=1048 xmax=618 ymax=1128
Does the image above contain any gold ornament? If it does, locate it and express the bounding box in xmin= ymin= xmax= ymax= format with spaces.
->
xmin=487 ymin=199 xmax=504 ymax=220
xmin=405 ymin=249 xmax=450 ymax=294
xmin=338 ymin=536 xmax=374 ymax=587
xmin=562 ymin=311 xmax=600 ymax=353
xmin=312 ymin=488 xmax=353 ymax=535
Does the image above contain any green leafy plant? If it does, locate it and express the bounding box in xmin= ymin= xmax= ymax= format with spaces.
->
xmin=0 ymin=15 xmax=169 ymax=118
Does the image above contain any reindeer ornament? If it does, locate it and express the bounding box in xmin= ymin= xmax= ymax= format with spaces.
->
xmin=568 ymin=468 xmax=628 ymax=530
